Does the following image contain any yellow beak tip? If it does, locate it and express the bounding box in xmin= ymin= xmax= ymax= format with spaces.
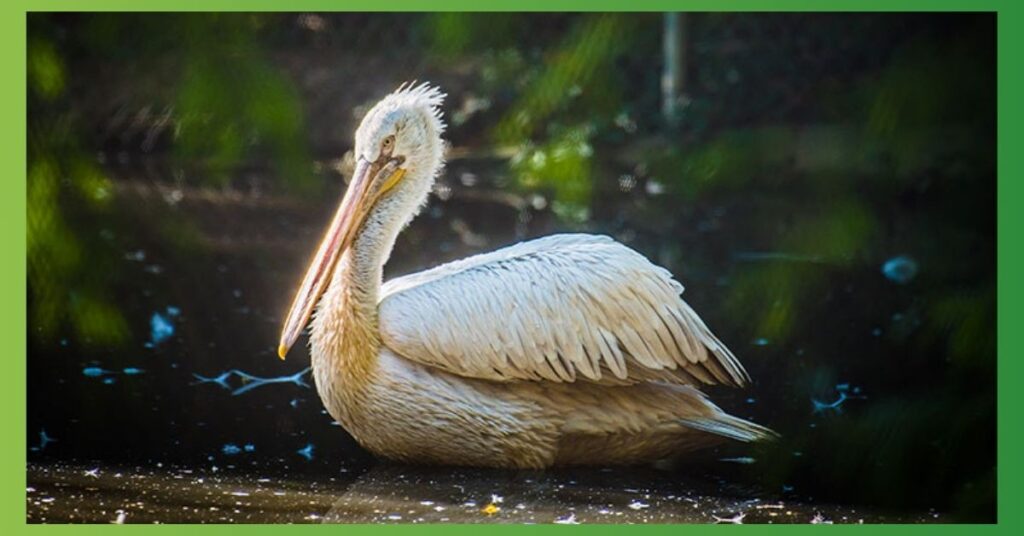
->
xmin=277 ymin=344 xmax=289 ymax=360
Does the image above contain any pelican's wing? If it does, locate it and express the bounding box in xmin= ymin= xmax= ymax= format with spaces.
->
xmin=379 ymin=234 xmax=750 ymax=387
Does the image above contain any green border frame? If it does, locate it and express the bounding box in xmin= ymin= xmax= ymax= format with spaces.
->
xmin=6 ymin=1 xmax=1020 ymax=532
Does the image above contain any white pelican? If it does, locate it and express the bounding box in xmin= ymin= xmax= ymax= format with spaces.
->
xmin=278 ymin=83 xmax=773 ymax=468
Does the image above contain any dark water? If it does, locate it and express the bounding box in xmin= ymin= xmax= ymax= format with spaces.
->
xmin=28 ymin=12 xmax=995 ymax=523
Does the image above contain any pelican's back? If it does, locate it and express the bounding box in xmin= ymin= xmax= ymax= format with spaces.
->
xmin=380 ymin=234 xmax=749 ymax=388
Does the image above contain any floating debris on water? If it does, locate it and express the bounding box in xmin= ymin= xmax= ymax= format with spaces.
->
xmin=720 ymin=457 xmax=756 ymax=465
xmin=811 ymin=513 xmax=834 ymax=524
xmin=627 ymin=500 xmax=649 ymax=510
xmin=39 ymin=430 xmax=57 ymax=450
xmin=481 ymin=503 xmax=500 ymax=515
xmin=148 ymin=306 xmax=180 ymax=347
xmin=192 ymin=371 xmax=233 ymax=390
xmin=752 ymin=337 xmax=770 ymax=346
xmin=219 ymin=443 xmax=255 ymax=456
xmin=712 ymin=512 xmax=746 ymax=524
xmin=30 ymin=429 xmax=57 ymax=452
xmin=297 ymin=443 xmax=315 ymax=461
xmin=555 ymin=513 xmax=580 ymax=524
xmin=190 ymin=368 xmax=311 ymax=395
xmin=813 ymin=383 xmax=867 ymax=414
xmin=812 ymin=392 xmax=847 ymax=414
xmin=231 ymin=368 xmax=312 ymax=396
xmin=82 ymin=367 xmax=112 ymax=377
xmin=150 ymin=314 xmax=173 ymax=343
xmin=836 ymin=383 xmax=864 ymax=394
xmin=881 ymin=255 xmax=919 ymax=284
xmin=84 ymin=366 xmax=144 ymax=380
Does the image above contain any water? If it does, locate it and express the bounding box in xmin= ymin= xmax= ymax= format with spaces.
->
xmin=27 ymin=462 xmax=942 ymax=524
xmin=28 ymin=12 xmax=994 ymax=523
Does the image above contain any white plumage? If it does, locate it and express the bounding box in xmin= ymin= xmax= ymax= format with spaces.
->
xmin=380 ymin=234 xmax=749 ymax=387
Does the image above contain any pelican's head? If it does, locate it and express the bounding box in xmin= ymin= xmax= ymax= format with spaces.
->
xmin=278 ymin=83 xmax=446 ymax=359
xmin=354 ymin=82 xmax=446 ymax=188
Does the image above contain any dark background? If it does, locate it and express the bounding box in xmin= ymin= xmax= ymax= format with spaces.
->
xmin=28 ymin=13 xmax=995 ymax=521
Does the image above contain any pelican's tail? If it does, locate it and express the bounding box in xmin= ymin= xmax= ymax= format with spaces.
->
xmin=679 ymin=412 xmax=778 ymax=443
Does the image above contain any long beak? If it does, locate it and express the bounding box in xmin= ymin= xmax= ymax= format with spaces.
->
xmin=277 ymin=157 xmax=397 ymax=359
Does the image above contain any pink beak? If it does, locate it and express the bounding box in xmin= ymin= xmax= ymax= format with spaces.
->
xmin=277 ymin=157 xmax=382 ymax=359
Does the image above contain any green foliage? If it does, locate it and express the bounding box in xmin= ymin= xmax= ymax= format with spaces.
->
xmin=28 ymin=115 xmax=129 ymax=348
xmin=484 ymin=14 xmax=635 ymax=221
xmin=865 ymin=28 xmax=993 ymax=176
xmin=27 ymin=38 xmax=64 ymax=101
xmin=425 ymin=13 xmax=523 ymax=59
xmin=493 ymin=15 xmax=628 ymax=144
xmin=173 ymin=15 xmax=317 ymax=193
xmin=510 ymin=124 xmax=595 ymax=225
xmin=925 ymin=285 xmax=996 ymax=372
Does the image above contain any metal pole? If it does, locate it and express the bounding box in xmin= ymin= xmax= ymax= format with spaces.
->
xmin=662 ymin=12 xmax=687 ymax=128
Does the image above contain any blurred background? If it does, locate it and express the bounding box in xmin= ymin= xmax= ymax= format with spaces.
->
xmin=28 ymin=13 xmax=994 ymax=522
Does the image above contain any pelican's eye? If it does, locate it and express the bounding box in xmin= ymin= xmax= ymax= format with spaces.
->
xmin=381 ymin=135 xmax=395 ymax=156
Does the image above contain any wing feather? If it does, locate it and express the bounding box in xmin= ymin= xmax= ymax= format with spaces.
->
xmin=379 ymin=234 xmax=749 ymax=387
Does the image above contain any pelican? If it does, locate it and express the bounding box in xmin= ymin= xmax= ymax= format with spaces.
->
xmin=278 ymin=83 xmax=773 ymax=468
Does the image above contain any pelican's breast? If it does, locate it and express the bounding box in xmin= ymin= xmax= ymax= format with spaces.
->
xmin=325 ymin=348 xmax=560 ymax=468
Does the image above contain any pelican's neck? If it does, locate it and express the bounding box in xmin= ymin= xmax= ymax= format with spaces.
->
xmin=311 ymin=192 xmax=413 ymax=388
xmin=337 ymin=193 xmax=409 ymax=310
